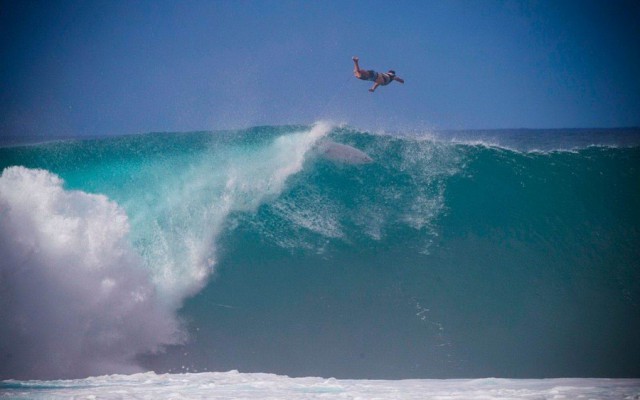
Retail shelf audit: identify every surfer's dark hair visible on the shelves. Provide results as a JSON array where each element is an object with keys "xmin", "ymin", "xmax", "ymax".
[{"xmin": 388, "ymin": 70, "xmax": 396, "ymax": 75}]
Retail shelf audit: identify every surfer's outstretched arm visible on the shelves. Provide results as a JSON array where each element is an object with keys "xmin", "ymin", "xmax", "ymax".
[{"xmin": 393, "ymin": 76, "xmax": 405, "ymax": 84}]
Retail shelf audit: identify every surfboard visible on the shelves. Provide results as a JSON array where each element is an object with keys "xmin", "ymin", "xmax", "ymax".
[{"xmin": 315, "ymin": 141, "xmax": 373, "ymax": 164}]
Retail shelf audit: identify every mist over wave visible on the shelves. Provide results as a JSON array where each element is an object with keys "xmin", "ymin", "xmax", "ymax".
[{"xmin": 1, "ymin": 123, "xmax": 639, "ymax": 380}]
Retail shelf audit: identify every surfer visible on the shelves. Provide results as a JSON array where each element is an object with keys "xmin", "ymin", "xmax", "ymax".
[{"xmin": 352, "ymin": 56, "xmax": 404, "ymax": 92}]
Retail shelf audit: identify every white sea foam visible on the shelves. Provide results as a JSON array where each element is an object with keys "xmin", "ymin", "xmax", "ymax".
[
  {"xmin": 2, "ymin": 371, "xmax": 638, "ymax": 399},
  {"xmin": 0, "ymin": 167, "xmax": 182, "ymax": 379}
]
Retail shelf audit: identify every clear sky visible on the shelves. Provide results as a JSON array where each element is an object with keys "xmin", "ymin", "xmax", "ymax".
[{"xmin": 1, "ymin": 0, "xmax": 639, "ymax": 139}]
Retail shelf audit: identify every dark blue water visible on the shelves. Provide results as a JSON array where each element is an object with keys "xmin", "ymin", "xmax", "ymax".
[{"xmin": 1, "ymin": 124, "xmax": 639, "ymax": 380}]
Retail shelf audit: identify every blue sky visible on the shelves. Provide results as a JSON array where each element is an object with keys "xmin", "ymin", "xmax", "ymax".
[{"xmin": 1, "ymin": 0, "xmax": 639, "ymax": 139}]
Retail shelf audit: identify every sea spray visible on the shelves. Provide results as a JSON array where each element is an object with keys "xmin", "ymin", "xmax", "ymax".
[
  {"xmin": 0, "ymin": 123, "xmax": 333, "ymax": 379},
  {"xmin": 135, "ymin": 122, "xmax": 333, "ymax": 303},
  {"xmin": 0, "ymin": 167, "xmax": 181, "ymax": 379}
]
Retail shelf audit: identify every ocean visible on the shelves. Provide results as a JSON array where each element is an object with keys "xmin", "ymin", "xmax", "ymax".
[{"xmin": 1, "ymin": 123, "xmax": 639, "ymax": 398}]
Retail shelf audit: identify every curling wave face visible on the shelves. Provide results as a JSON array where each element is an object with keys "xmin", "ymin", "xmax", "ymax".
[{"xmin": 1, "ymin": 124, "xmax": 639, "ymax": 379}]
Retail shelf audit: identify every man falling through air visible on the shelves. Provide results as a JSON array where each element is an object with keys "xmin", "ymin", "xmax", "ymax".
[{"xmin": 352, "ymin": 56, "xmax": 404, "ymax": 92}]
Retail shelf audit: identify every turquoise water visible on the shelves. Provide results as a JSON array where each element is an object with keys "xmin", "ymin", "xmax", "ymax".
[{"xmin": 1, "ymin": 124, "xmax": 639, "ymax": 380}]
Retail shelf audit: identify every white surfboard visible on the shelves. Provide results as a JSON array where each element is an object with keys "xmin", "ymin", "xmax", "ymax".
[{"xmin": 315, "ymin": 141, "xmax": 373, "ymax": 164}]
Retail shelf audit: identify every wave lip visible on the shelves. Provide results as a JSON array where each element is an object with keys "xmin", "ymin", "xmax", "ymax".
[
  {"xmin": 137, "ymin": 122, "xmax": 334, "ymax": 303},
  {"xmin": 429, "ymin": 127, "xmax": 640, "ymax": 152},
  {"xmin": 0, "ymin": 123, "xmax": 335, "ymax": 380}
]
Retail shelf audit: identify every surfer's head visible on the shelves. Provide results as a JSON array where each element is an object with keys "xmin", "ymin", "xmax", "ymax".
[{"xmin": 387, "ymin": 70, "xmax": 396, "ymax": 77}]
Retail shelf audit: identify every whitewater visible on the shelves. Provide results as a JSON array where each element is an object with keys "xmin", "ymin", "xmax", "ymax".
[{"xmin": 1, "ymin": 123, "xmax": 639, "ymax": 398}]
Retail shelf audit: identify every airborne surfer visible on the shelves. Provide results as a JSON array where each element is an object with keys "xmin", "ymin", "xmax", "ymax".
[{"xmin": 352, "ymin": 56, "xmax": 404, "ymax": 92}]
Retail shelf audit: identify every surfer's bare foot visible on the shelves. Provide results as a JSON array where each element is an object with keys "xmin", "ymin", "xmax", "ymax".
[{"xmin": 352, "ymin": 56, "xmax": 359, "ymax": 61}]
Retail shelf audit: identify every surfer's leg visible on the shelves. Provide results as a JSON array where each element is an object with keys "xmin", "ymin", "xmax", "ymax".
[{"xmin": 352, "ymin": 56, "xmax": 363, "ymax": 78}]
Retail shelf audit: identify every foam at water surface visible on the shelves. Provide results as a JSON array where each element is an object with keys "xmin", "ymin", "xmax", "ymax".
[
  {"xmin": 2, "ymin": 372, "xmax": 639, "ymax": 399},
  {"xmin": 0, "ymin": 167, "xmax": 181, "ymax": 379}
]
